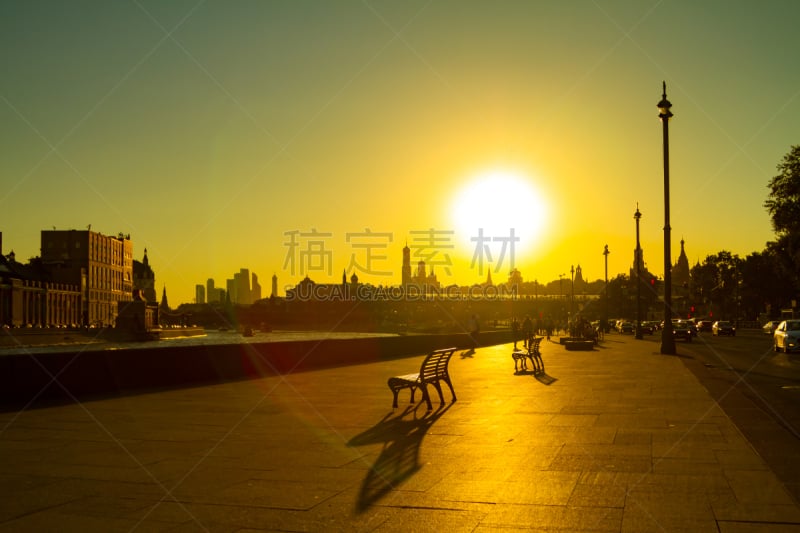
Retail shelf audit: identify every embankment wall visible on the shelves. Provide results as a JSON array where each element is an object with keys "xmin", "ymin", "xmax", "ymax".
[{"xmin": 0, "ymin": 331, "xmax": 511, "ymax": 404}]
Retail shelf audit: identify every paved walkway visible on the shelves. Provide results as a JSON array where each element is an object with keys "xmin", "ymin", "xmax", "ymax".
[{"xmin": 1, "ymin": 336, "xmax": 799, "ymax": 532}]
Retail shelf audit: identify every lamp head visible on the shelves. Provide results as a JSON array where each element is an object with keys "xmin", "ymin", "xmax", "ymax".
[{"xmin": 657, "ymin": 81, "xmax": 673, "ymax": 119}]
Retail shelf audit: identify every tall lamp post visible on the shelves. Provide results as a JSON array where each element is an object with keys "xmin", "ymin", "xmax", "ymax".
[
  {"xmin": 634, "ymin": 205, "xmax": 643, "ymax": 339},
  {"xmin": 570, "ymin": 265, "xmax": 575, "ymax": 325},
  {"xmin": 658, "ymin": 82, "xmax": 676, "ymax": 355},
  {"xmin": 603, "ymin": 245, "xmax": 610, "ymax": 333}
]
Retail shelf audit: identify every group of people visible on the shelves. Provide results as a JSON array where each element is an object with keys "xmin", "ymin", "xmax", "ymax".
[
  {"xmin": 511, "ymin": 315, "xmax": 560, "ymax": 348},
  {"xmin": 511, "ymin": 314, "xmax": 598, "ymax": 348}
]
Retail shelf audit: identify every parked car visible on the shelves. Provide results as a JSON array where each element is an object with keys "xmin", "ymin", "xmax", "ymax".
[
  {"xmin": 712, "ymin": 320, "xmax": 736, "ymax": 336},
  {"xmin": 672, "ymin": 320, "xmax": 693, "ymax": 342},
  {"xmin": 696, "ymin": 320, "xmax": 714, "ymax": 332},
  {"xmin": 640, "ymin": 321, "xmax": 657, "ymax": 334},
  {"xmin": 763, "ymin": 320, "xmax": 781, "ymax": 335},
  {"xmin": 618, "ymin": 321, "xmax": 634, "ymax": 334},
  {"xmin": 774, "ymin": 320, "xmax": 800, "ymax": 353}
]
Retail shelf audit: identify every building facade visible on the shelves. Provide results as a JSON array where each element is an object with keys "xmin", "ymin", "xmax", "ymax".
[
  {"xmin": 40, "ymin": 230, "xmax": 133, "ymax": 326},
  {"xmin": 1, "ymin": 237, "xmax": 82, "ymax": 327}
]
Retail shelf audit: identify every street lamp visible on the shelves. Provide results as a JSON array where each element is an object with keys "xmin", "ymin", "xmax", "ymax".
[
  {"xmin": 658, "ymin": 82, "xmax": 676, "ymax": 355},
  {"xmin": 570, "ymin": 265, "xmax": 575, "ymax": 324},
  {"xmin": 603, "ymin": 245, "xmax": 610, "ymax": 333},
  {"xmin": 634, "ymin": 205, "xmax": 643, "ymax": 339}
]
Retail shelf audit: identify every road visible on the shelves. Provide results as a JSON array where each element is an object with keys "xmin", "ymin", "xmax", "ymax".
[{"xmin": 624, "ymin": 328, "xmax": 800, "ymax": 502}]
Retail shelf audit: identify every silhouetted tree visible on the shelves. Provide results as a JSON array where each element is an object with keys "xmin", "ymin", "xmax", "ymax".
[
  {"xmin": 765, "ymin": 145, "xmax": 800, "ymax": 237},
  {"xmin": 740, "ymin": 251, "xmax": 785, "ymax": 320},
  {"xmin": 763, "ymin": 145, "xmax": 800, "ymax": 303},
  {"xmin": 690, "ymin": 252, "xmax": 742, "ymax": 319}
]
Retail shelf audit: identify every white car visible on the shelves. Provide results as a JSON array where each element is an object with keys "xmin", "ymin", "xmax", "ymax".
[{"xmin": 773, "ymin": 320, "xmax": 800, "ymax": 353}]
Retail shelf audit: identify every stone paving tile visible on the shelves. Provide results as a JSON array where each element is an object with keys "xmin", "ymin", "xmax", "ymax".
[
  {"xmin": 718, "ymin": 524, "xmax": 800, "ymax": 533},
  {"xmin": 479, "ymin": 504, "xmax": 623, "ymax": 531},
  {"xmin": 1, "ymin": 337, "xmax": 799, "ymax": 530},
  {"xmin": 725, "ymin": 469, "xmax": 798, "ymax": 505}
]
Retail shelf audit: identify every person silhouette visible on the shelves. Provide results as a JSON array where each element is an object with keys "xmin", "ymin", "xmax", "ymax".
[{"xmin": 468, "ymin": 314, "xmax": 480, "ymax": 351}]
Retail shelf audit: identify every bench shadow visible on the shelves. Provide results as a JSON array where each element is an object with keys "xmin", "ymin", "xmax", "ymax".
[
  {"xmin": 534, "ymin": 372, "xmax": 558, "ymax": 385},
  {"xmin": 348, "ymin": 403, "xmax": 451, "ymax": 513},
  {"xmin": 515, "ymin": 368, "xmax": 558, "ymax": 385}
]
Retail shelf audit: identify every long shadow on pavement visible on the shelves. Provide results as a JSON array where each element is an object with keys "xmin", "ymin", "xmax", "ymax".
[{"xmin": 348, "ymin": 403, "xmax": 451, "ymax": 512}]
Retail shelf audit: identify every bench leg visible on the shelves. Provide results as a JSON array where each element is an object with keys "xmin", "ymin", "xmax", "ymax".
[
  {"xmin": 443, "ymin": 378, "xmax": 457, "ymax": 403},
  {"xmin": 419, "ymin": 383, "xmax": 433, "ymax": 411},
  {"xmin": 388, "ymin": 379, "xmax": 418, "ymax": 408},
  {"xmin": 431, "ymin": 381, "xmax": 445, "ymax": 406}
]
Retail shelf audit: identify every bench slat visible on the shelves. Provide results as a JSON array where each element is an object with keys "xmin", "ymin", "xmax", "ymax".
[{"xmin": 388, "ymin": 347, "xmax": 457, "ymax": 410}]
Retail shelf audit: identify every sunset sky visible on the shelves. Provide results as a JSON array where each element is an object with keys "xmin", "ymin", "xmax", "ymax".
[{"xmin": 2, "ymin": 1, "xmax": 798, "ymax": 305}]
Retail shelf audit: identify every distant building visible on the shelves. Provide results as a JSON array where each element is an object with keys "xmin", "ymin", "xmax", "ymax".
[
  {"xmin": 271, "ymin": 273, "xmax": 278, "ymax": 298},
  {"xmin": 40, "ymin": 229, "xmax": 133, "ymax": 327},
  {"xmin": 159, "ymin": 286, "xmax": 170, "ymax": 312},
  {"xmin": 234, "ymin": 268, "xmax": 251, "ymax": 304},
  {"xmin": 672, "ymin": 239, "xmax": 692, "ymax": 314},
  {"xmin": 285, "ymin": 273, "xmax": 355, "ymax": 302},
  {"xmin": 132, "ymin": 248, "xmax": 157, "ymax": 304},
  {"xmin": 629, "ymin": 248, "xmax": 656, "ymax": 283},
  {"xmin": 195, "ymin": 284, "xmax": 205, "ymax": 304},
  {"xmin": 251, "ymin": 272, "xmax": 261, "ymax": 302},
  {"xmin": 573, "ymin": 265, "xmax": 586, "ymax": 294},
  {"xmin": 672, "ymin": 239, "xmax": 691, "ymax": 287},
  {"xmin": 206, "ymin": 278, "xmax": 217, "ymax": 303},
  {"xmin": 401, "ymin": 244, "xmax": 412, "ymax": 287},
  {"xmin": 0, "ymin": 244, "xmax": 82, "ymax": 327}
]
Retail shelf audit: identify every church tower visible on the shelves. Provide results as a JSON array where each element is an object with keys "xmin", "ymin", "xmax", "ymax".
[
  {"xmin": 401, "ymin": 243, "xmax": 411, "ymax": 287},
  {"xmin": 133, "ymin": 248, "xmax": 157, "ymax": 303},
  {"xmin": 672, "ymin": 238, "xmax": 690, "ymax": 287}
]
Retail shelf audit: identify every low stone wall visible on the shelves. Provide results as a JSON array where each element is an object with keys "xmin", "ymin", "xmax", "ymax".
[{"xmin": 0, "ymin": 330, "xmax": 511, "ymax": 404}]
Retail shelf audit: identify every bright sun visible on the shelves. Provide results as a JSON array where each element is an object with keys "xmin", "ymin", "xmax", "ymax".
[{"xmin": 450, "ymin": 169, "xmax": 548, "ymax": 257}]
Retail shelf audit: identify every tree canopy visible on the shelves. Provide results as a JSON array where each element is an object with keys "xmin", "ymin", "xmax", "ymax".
[{"xmin": 765, "ymin": 145, "xmax": 800, "ymax": 236}]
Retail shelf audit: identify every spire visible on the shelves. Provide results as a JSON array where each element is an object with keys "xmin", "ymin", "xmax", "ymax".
[
  {"xmin": 160, "ymin": 285, "xmax": 169, "ymax": 310},
  {"xmin": 143, "ymin": 248, "xmax": 149, "ymax": 267}
]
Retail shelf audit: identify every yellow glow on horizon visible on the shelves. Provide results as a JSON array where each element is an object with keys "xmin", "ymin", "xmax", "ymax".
[{"xmin": 450, "ymin": 169, "xmax": 549, "ymax": 261}]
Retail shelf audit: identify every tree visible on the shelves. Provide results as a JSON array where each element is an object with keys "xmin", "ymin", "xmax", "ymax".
[
  {"xmin": 740, "ymin": 251, "xmax": 785, "ymax": 320},
  {"xmin": 765, "ymin": 145, "xmax": 800, "ymax": 236},
  {"xmin": 690, "ymin": 252, "xmax": 742, "ymax": 319},
  {"xmin": 764, "ymin": 145, "xmax": 800, "ymax": 299}
]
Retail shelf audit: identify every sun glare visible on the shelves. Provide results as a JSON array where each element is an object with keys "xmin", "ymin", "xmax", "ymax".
[{"xmin": 450, "ymin": 170, "xmax": 548, "ymax": 258}]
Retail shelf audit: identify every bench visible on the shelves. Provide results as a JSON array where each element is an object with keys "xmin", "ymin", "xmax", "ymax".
[
  {"xmin": 512, "ymin": 336, "xmax": 544, "ymax": 373},
  {"xmin": 388, "ymin": 347, "xmax": 458, "ymax": 410}
]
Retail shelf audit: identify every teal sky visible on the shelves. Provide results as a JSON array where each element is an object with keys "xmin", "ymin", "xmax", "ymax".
[{"xmin": 2, "ymin": 1, "xmax": 798, "ymax": 305}]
